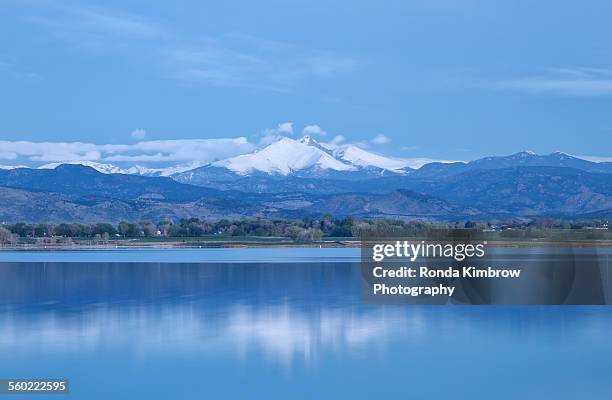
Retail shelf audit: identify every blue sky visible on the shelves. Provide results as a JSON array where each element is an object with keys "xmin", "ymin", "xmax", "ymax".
[{"xmin": 1, "ymin": 0, "xmax": 612, "ymax": 165}]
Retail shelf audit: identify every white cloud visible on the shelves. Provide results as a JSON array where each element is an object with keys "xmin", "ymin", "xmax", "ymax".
[
  {"xmin": 370, "ymin": 134, "xmax": 390, "ymax": 145},
  {"xmin": 0, "ymin": 138, "xmax": 254, "ymax": 165},
  {"xmin": 0, "ymin": 141, "xmax": 105, "ymax": 162},
  {"xmin": 259, "ymin": 122, "xmax": 294, "ymax": 146},
  {"xmin": 321, "ymin": 135, "xmax": 346, "ymax": 150},
  {"xmin": 329, "ymin": 135, "xmax": 345, "ymax": 145},
  {"xmin": 106, "ymin": 138, "xmax": 255, "ymax": 163},
  {"xmin": 0, "ymin": 152, "xmax": 18, "ymax": 160},
  {"xmin": 302, "ymin": 125, "xmax": 327, "ymax": 137},
  {"xmin": 575, "ymin": 155, "xmax": 612, "ymax": 163},
  {"xmin": 104, "ymin": 153, "xmax": 166, "ymax": 162},
  {"xmin": 494, "ymin": 67, "xmax": 612, "ymax": 96},
  {"xmin": 276, "ymin": 122, "xmax": 293, "ymax": 135},
  {"xmin": 325, "ymin": 135, "xmax": 346, "ymax": 147},
  {"xmin": 130, "ymin": 129, "xmax": 146, "ymax": 139}
]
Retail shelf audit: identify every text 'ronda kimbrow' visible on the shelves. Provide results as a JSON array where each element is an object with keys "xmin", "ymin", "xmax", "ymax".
[{"xmin": 363, "ymin": 240, "xmax": 522, "ymax": 300}]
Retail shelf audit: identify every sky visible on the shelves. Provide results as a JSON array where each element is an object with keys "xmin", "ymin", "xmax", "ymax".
[{"xmin": 1, "ymin": 0, "xmax": 612, "ymax": 167}]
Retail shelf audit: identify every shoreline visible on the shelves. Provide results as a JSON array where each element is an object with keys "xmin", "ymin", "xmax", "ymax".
[{"xmin": 2, "ymin": 238, "xmax": 612, "ymax": 250}]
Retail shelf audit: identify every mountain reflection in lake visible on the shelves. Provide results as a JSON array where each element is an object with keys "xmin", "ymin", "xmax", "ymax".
[{"xmin": 1, "ymin": 260, "xmax": 612, "ymax": 399}]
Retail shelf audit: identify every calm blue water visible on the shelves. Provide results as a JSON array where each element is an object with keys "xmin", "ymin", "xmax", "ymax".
[
  {"xmin": 1, "ymin": 249, "xmax": 611, "ymax": 399},
  {"xmin": 0, "ymin": 248, "xmax": 360, "ymax": 263}
]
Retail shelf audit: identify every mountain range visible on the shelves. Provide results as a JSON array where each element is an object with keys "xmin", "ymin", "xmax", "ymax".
[{"xmin": 1, "ymin": 136, "xmax": 611, "ymax": 223}]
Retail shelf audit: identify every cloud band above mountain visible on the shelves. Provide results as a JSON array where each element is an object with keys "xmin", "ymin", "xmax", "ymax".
[{"xmin": 0, "ymin": 138, "xmax": 255, "ymax": 165}]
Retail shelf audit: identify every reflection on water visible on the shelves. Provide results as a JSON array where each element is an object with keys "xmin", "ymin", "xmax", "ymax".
[
  {"xmin": 0, "ymin": 303, "xmax": 414, "ymax": 365},
  {"xmin": 1, "ymin": 260, "xmax": 612, "ymax": 399}
]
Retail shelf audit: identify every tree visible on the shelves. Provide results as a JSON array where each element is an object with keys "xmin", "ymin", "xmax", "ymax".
[
  {"xmin": 296, "ymin": 228, "xmax": 323, "ymax": 242},
  {"xmin": 286, "ymin": 226, "xmax": 304, "ymax": 240},
  {"xmin": 351, "ymin": 222, "xmax": 371, "ymax": 238},
  {"xmin": 464, "ymin": 221, "xmax": 476, "ymax": 229},
  {"xmin": 158, "ymin": 221, "xmax": 173, "ymax": 236},
  {"xmin": 141, "ymin": 222, "xmax": 158, "ymax": 237},
  {"xmin": 329, "ymin": 217, "xmax": 354, "ymax": 237},
  {"xmin": 93, "ymin": 223, "xmax": 117, "ymax": 236},
  {"xmin": 0, "ymin": 227, "xmax": 16, "ymax": 245},
  {"xmin": 54, "ymin": 223, "xmax": 73, "ymax": 237},
  {"xmin": 10, "ymin": 223, "xmax": 30, "ymax": 237},
  {"xmin": 310, "ymin": 228, "xmax": 323, "ymax": 241},
  {"xmin": 118, "ymin": 221, "xmax": 140, "ymax": 237}
]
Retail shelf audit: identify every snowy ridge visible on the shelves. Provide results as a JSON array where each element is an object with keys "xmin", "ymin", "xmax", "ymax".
[
  {"xmin": 331, "ymin": 144, "xmax": 412, "ymax": 172},
  {"xmin": 213, "ymin": 137, "xmax": 356, "ymax": 175},
  {"xmin": 5, "ymin": 141, "xmax": 608, "ymax": 179},
  {"xmin": 0, "ymin": 164, "xmax": 30, "ymax": 170},
  {"xmin": 125, "ymin": 162, "xmax": 207, "ymax": 177},
  {"xmin": 36, "ymin": 161, "xmax": 204, "ymax": 177},
  {"xmin": 38, "ymin": 161, "xmax": 132, "ymax": 174}
]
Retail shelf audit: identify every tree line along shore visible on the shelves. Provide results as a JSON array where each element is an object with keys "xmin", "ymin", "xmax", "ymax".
[{"xmin": 0, "ymin": 217, "xmax": 610, "ymax": 247}]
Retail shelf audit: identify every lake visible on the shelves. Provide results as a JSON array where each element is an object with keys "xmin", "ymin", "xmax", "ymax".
[{"xmin": 1, "ymin": 249, "xmax": 611, "ymax": 399}]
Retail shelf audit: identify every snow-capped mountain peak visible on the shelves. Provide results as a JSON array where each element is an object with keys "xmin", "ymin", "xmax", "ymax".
[
  {"xmin": 208, "ymin": 136, "xmax": 429, "ymax": 176},
  {"xmin": 551, "ymin": 150, "xmax": 572, "ymax": 158},
  {"xmin": 299, "ymin": 135, "xmax": 335, "ymax": 155},
  {"xmin": 213, "ymin": 137, "xmax": 355, "ymax": 175},
  {"xmin": 300, "ymin": 135, "xmax": 313, "ymax": 145}
]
